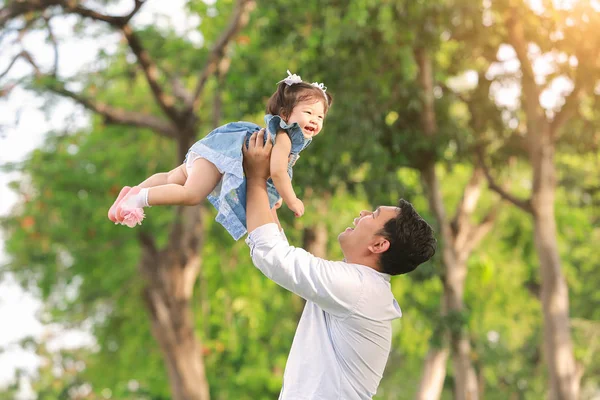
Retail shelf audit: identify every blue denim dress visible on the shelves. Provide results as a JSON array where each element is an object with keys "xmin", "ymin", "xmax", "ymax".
[{"xmin": 186, "ymin": 114, "xmax": 312, "ymax": 240}]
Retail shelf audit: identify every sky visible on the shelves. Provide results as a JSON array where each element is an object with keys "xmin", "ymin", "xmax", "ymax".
[{"xmin": 0, "ymin": 0, "xmax": 579, "ymax": 397}]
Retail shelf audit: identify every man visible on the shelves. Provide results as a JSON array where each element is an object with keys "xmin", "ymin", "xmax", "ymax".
[{"xmin": 243, "ymin": 129, "xmax": 437, "ymax": 399}]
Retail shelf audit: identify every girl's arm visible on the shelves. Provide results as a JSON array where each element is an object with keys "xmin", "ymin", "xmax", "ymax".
[{"xmin": 270, "ymin": 132, "xmax": 297, "ymax": 204}]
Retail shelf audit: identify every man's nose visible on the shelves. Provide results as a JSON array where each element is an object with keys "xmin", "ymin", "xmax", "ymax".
[{"xmin": 359, "ymin": 210, "xmax": 371, "ymax": 217}]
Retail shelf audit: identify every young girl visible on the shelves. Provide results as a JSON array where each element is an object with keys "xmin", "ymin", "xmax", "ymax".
[{"xmin": 107, "ymin": 70, "xmax": 333, "ymax": 240}]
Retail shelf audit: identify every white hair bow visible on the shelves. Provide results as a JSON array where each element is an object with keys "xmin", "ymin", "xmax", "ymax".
[
  {"xmin": 278, "ymin": 70, "xmax": 328, "ymax": 98},
  {"xmin": 279, "ymin": 70, "xmax": 303, "ymax": 86},
  {"xmin": 311, "ymin": 82, "xmax": 327, "ymax": 95}
]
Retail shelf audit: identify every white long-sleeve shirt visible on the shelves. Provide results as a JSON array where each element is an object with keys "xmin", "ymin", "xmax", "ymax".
[{"xmin": 245, "ymin": 223, "xmax": 403, "ymax": 400}]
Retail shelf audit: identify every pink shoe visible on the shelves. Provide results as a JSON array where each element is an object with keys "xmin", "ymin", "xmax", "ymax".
[
  {"xmin": 121, "ymin": 208, "xmax": 145, "ymax": 228},
  {"xmin": 115, "ymin": 186, "xmax": 145, "ymax": 227},
  {"xmin": 108, "ymin": 186, "xmax": 131, "ymax": 223}
]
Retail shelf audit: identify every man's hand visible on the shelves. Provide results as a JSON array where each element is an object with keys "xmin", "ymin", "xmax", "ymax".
[{"xmin": 243, "ymin": 128, "xmax": 273, "ymax": 181}]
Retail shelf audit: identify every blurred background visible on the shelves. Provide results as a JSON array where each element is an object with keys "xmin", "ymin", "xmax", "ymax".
[{"xmin": 0, "ymin": 0, "xmax": 598, "ymax": 399}]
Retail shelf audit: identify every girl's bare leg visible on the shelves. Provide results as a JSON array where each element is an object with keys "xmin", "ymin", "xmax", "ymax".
[
  {"xmin": 138, "ymin": 164, "xmax": 188, "ymax": 188},
  {"xmin": 147, "ymin": 159, "xmax": 222, "ymax": 206}
]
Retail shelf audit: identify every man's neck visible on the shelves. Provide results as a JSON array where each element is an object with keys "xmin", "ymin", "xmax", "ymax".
[{"xmin": 344, "ymin": 256, "xmax": 382, "ymax": 272}]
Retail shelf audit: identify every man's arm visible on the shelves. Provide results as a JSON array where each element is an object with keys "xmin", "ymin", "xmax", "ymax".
[
  {"xmin": 243, "ymin": 130, "xmax": 363, "ymax": 317},
  {"xmin": 246, "ymin": 227, "xmax": 363, "ymax": 317},
  {"xmin": 243, "ymin": 129, "xmax": 276, "ymax": 233}
]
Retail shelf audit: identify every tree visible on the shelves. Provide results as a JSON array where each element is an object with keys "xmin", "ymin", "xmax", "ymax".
[
  {"xmin": 0, "ymin": 1, "xmax": 255, "ymax": 398},
  {"xmin": 469, "ymin": 2, "xmax": 600, "ymax": 398}
]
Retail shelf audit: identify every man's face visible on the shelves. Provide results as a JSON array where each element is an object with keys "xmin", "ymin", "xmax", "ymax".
[
  {"xmin": 338, "ymin": 206, "xmax": 400, "ymax": 259},
  {"xmin": 286, "ymin": 99, "xmax": 326, "ymax": 138}
]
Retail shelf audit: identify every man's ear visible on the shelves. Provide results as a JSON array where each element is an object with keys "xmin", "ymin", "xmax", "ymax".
[{"xmin": 368, "ymin": 236, "xmax": 390, "ymax": 254}]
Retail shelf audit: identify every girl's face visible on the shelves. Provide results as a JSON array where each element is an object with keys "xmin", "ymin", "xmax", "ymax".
[{"xmin": 285, "ymin": 98, "xmax": 326, "ymax": 138}]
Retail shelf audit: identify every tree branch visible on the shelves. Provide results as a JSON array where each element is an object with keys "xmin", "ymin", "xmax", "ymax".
[
  {"xmin": 169, "ymin": 73, "xmax": 194, "ymax": 107},
  {"xmin": 0, "ymin": 0, "xmax": 117, "ymax": 28},
  {"xmin": 5, "ymin": 1, "xmax": 181, "ymax": 126},
  {"xmin": 15, "ymin": 49, "xmax": 174, "ymax": 137},
  {"xmin": 452, "ymin": 167, "xmax": 484, "ymax": 232},
  {"xmin": 191, "ymin": 0, "xmax": 255, "ymax": 110},
  {"xmin": 121, "ymin": 25, "xmax": 181, "ymax": 123},
  {"xmin": 51, "ymin": 83, "xmax": 177, "ymax": 138},
  {"xmin": 0, "ymin": 51, "xmax": 27, "ymax": 80},
  {"xmin": 73, "ymin": 0, "xmax": 183, "ymax": 125},
  {"xmin": 452, "ymin": 167, "xmax": 484, "ymax": 251},
  {"xmin": 0, "ymin": 0, "xmax": 62, "ymax": 29},
  {"xmin": 477, "ymin": 146, "xmax": 533, "ymax": 214},
  {"xmin": 67, "ymin": 4, "xmax": 124, "ymax": 24},
  {"xmin": 506, "ymin": 6, "xmax": 543, "ymax": 126},
  {"xmin": 0, "ymin": 0, "xmax": 146, "ymax": 29},
  {"xmin": 62, "ymin": 2, "xmax": 183, "ymax": 125},
  {"xmin": 0, "ymin": 81, "xmax": 19, "ymax": 98},
  {"xmin": 42, "ymin": 13, "xmax": 59, "ymax": 76},
  {"xmin": 461, "ymin": 207, "xmax": 499, "ymax": 258},
  {"xmin": 121, "ymin": 0, "xmax": 145, "ymax": 25},
  {"xmin": 64, "ymin": 1, "xmax": 146, "ymax": 27}
]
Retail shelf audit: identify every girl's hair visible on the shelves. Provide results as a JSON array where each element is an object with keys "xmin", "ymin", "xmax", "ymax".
[{"xmin": 266, "ymin": 82, "xmax": 333, "ymax": 119}]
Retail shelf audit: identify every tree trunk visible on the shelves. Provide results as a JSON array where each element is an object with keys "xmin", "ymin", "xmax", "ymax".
[
  {"xmin": 303, "ymin": 222, "xmax": 328, "ymax": 258},
  {"xmin": 415, "ymin": 333, "xmax": 449, "ymax": 400},
  {"xmin": 504, "ymin": 11, "xmax": 582, "ymax": 397},
  {"xmin": 531, "ymin": 130, "xmax": 581, "ymax": 400},
  {"xmin": 139, "ymin": 205, "xmax": 209, "ymax": 400},
  {"xmin": 420, "ymin": 164, "xmax": 479, "ymax": 400},
  {"xmin": 301, "ymin": 191, "xmax": 329, "ymax": 258},
  {"xmin": 295, "ymin": 199, "xmax": 329, "ymax": 316},
  {"xmin": 415, "ymin": 48, "xmax": 480, "ymax": 400},
  {"xmin": 415, "ymin": 167, "xmax": 450, "ymax": 400},
  {"xmin": 535, "ymin": 210, "xmax": 580, "ymax": 400},
  {"xmin": 447, "ymin": 260, "xmax": 478, "ymax": 400}
]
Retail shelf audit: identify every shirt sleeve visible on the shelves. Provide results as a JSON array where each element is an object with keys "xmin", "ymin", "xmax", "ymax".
[{"xmin": 245, "ymin": 224, "xmax": 364, "ymax": 318}]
